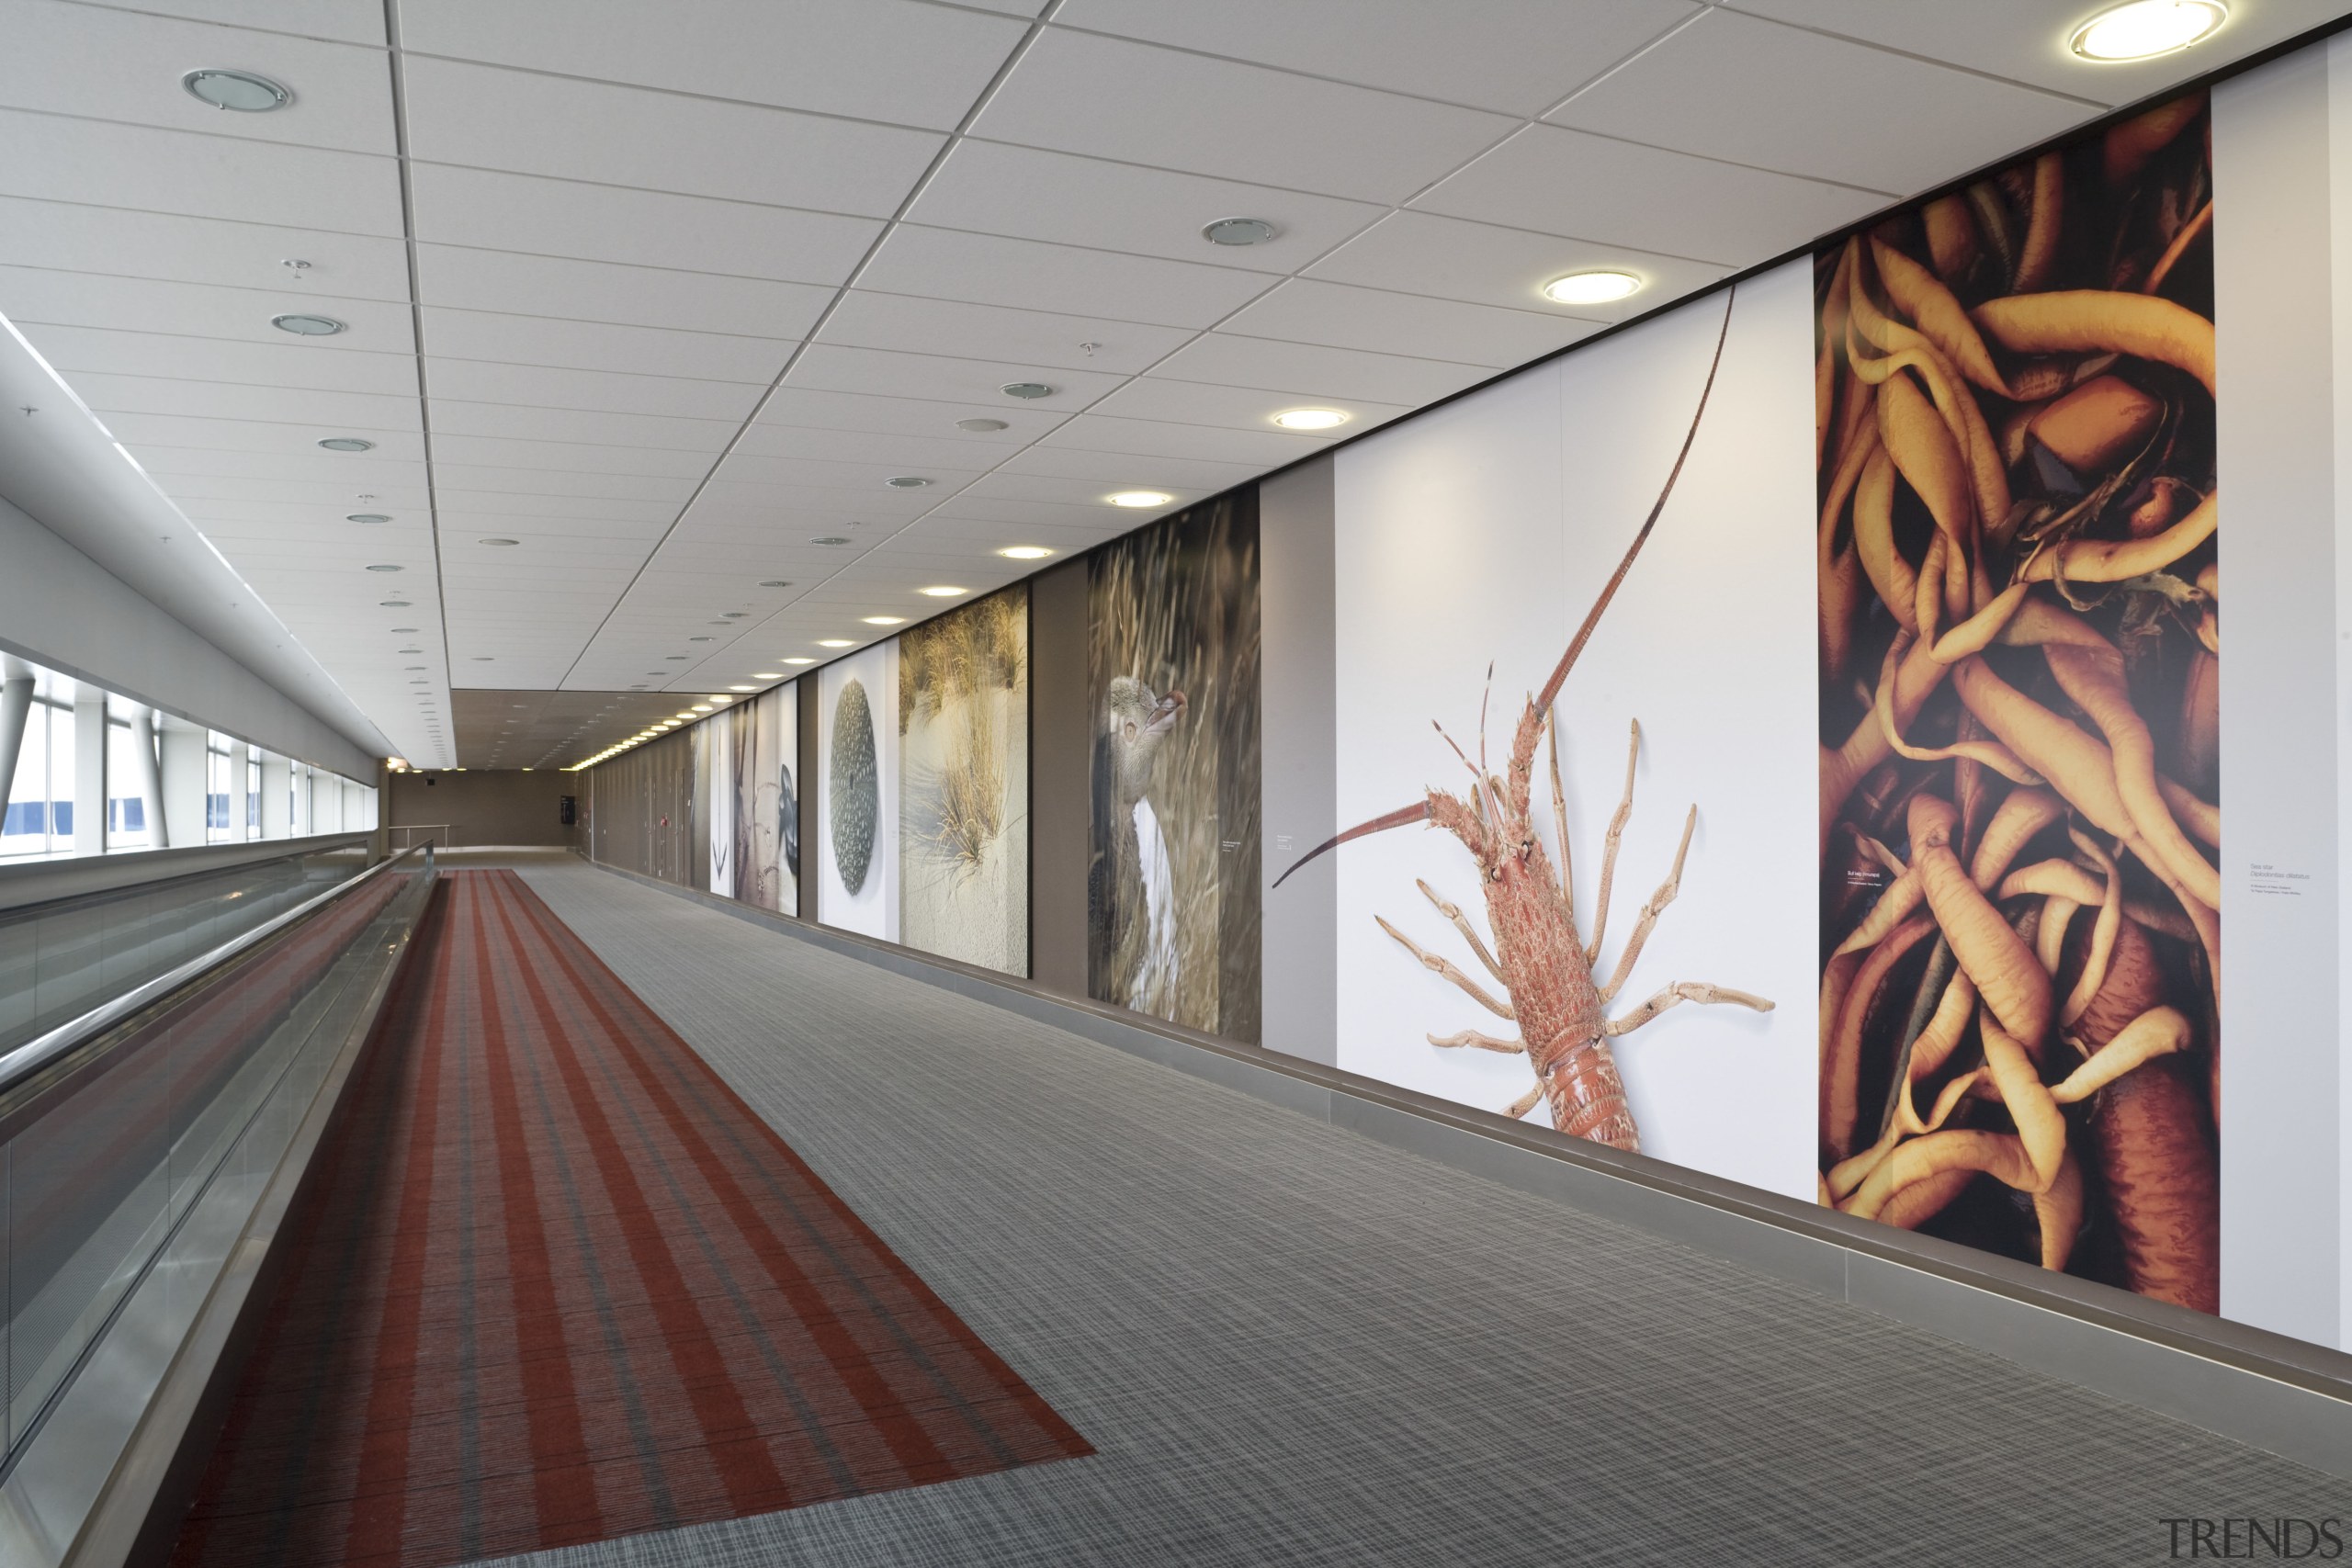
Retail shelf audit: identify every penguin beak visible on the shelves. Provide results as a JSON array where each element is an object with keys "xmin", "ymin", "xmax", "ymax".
[{"xmin": 1146, "ymin": 690, "xmax": 1186, "ymax": 734}]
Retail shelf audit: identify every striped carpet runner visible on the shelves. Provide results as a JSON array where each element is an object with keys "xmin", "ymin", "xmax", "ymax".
[{"xmin": 171, "ymin": 871, "xmax": 1089, "ymax": 1568}]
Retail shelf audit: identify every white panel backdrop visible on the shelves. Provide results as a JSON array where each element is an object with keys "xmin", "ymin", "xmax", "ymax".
[
  {"xmin": 1330, "ymin": 257, "xmax": 1817, "ymax": 1201},
  {"xmin": 817, "ymin": 641, "xmax": 899, "ymax": 941}
]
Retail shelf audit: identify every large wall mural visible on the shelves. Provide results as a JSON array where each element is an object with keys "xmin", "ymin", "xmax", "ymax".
[
  {"xmin": 728, "ymin": 682, "xmax": 797, "ymax": 916},
  {"xmin": 819, "ymin": 643, "xmax": 899, "ymax": 942},
  {"xmin": 1089, "ymin": 495, "xmax": 1261, "ymax": 1043},
  {"xmin": 899, "ymin": 589, "xmax": 1029, "ymax": 976}
]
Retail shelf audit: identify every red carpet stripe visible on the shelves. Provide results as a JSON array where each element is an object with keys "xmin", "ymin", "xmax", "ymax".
[{"xmin": 170, "ymin": 871, "xmax": 1089, "ymax": 1568}]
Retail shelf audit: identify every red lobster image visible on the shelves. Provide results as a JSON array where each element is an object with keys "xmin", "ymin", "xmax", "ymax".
[{"xmin": 1276, "ymin": 289, "xmax": 1771, "ymax": 1153}]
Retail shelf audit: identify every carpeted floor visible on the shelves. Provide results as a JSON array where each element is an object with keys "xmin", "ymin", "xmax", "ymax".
[
  {"xmin": 464, "ymin": 855, "xmax": 2350, "ymax": 1568},
  {"xmin": 167, "ymin": 871, "xmax": 1089, "ymax": 1568}
]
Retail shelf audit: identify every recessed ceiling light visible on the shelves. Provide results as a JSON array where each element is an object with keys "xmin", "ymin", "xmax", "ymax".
[
  {"xmin": 689, "ymin": 635, "xmax": 715, "ymax": 642},
  {"xmin": 182, "ymin": 68, "xmax": 290, "ymax": 112},
  {"xmin": 479, "ymin": 537, "xmax": 519, "ymax": 547},
  {"xmin": 721, "ymin": 611, "xmax": 749, "ymax": 618},
  {"xmin": 391, "ymin": 627, "xmax": 419, "ymax": 634},
  {"xmin": 379, "ymin": 600, "xmax": 411, "ymax": 607},
  {"xmin": 752, "ymin": 671, "xmax": 784, "ymax": 679},
  {"xmin": 1202, "ymin": 216, "xmax": 1277, "ymax": 246},
  {"xmin": 1107, "ymin": 491, "xmax": 1173, "ymax": 508},
  {"xmin": 918, "ymin": 585, "xmax": 967, "ymax": 597},
  {"xmin": 665, "ymin": 655, "xmax": 688, "ymax": 660},
  {"xmin": 956, "ymin": 417, "xmax": 1009, "ymax": 433},
  {"xmin": 1000, "ymin": 381, "xmax": 1055, "ymax": 400},
  {"xmin": 862, "ymin": 615, "xmax": 906, "ymax": 626},
  {"xmin": 885, "ymin": 475, "xmax": 933, "ymax": 489},
  {"xmin": 318, "ymin": 437, "xmax": 374, "ymax": 452},
  {"xmin": 1543, "ymin": 270, "xmax": 1642, "ymax": 306},
  {"xmin": 366, "ymin": 563, "xmax": 402, "ymax": 572},
  {"xmin": 272, "ymin": 312, "xmax": 345, "ymax": 336},
  {"xmin": 810, "ymin": 536, "xmax": 851, "ymax": 547},
  {"xmin": 690, "ymin": 704, "xmax": 714, "ymax": 713},
  {"xmin": 817, "ymin": 639, "xmax": 854, "ymax": 649},
  {"xmin": 347, "ymin": 513, "xmax": 391, "ymax": 524},
  {"xmin": 471, "ymin": 656, "xmax": 493, "ymax": 661},
  {"xmin": 759, "ymin": 579, "xmax": 793, "ymax": 587},
  {"xmin": 2070, "ymin": 0, "xmax": 2226, "ymax": 58},
  {"xmin": 999, "ymin": 545, "xmax": 1055, "ymax": 560},
  {"xmin": 1272, "ymin": 408, "xmax": 1349, "ymax": 431}
]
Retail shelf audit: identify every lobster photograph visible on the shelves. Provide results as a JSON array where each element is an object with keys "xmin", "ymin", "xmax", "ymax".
[
  {"xmin": 1291, "ymin": 290, "xmax": 1787, "ymax": 1156},
  {"xmin": 1814, "ymin": 93, "xmax": 2221, "ymax": 1311}
]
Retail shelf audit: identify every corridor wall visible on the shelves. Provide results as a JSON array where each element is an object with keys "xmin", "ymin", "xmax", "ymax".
[{"xmin": 579, "ymin": 29, "xmax": 2352, "ymax": 1360}]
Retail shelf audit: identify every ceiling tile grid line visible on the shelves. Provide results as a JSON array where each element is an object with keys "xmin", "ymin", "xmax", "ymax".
[{"xmin": 6, "ymin": 0, "xmax": 2330, "ymax": 766}]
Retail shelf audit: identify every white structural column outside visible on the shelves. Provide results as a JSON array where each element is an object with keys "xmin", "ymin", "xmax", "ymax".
[
  {"xmin": 127, "ymin": 706, "xmax": 165, "ymax": 851},
  {"xmin": 0, "ymin": 660, "xmax": 32, "ymax": 825},
  {"xmin": 157, "ymin": 716, "xmax": 207, "ymax": 850},
  {"xmin": 72, "ymin": 691, "xmax": 105, "ymax": 856},
  {"xmin": 260, "ymin": 752, "xmax": 290, "ymax": 840},
  {"xmin": 229, "ymin": 742, "xmax": 251, "ymax": 843}
]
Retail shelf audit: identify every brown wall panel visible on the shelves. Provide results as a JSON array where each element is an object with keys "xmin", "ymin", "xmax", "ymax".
[
  {"xmin": 1028, "ymin": 562, "xmax": 1090, "ymax": 998},
  {"xmin": 387, "ymin": 769, "xmax": 577, "ymax": 848}
]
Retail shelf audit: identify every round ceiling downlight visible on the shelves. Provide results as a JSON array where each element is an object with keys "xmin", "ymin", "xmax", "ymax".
[
  {"xmin": 1203, "ymin": 216, "xmax": 1277, "ymax": 247},
  {"xmin": 317, "ymin": 437, "xmax": 374, "ymax": 452},
  {"xmin": 760, "ymin": 580, "xmax": 794, "ymax": 588},
  {"xmin": 885, "ymin": 475, "xmax": 933, "ymax": 489},
  {"xmin": 2070, "ymin": 0, "xmax": 2226, "ymax": 59},
  {"xmin": 182, "ymin": 68, "xmax": 290, "ymax": 112},
  {"xmin": 862, "ymin": 615, "xmax": 906, "ymax": 626},
  {"xmin": 479, "ymin": 537, "xmax": 519, "ymax": 547},
  {"xmin": 918, "ymin": 585, "xmax": 967, "ymax": 597},
  {"xmin": 810, "ymin": 536, "xmax": 851, "ymax": 546},
  {"xmin": 956, "ymin": 417, "xmax": 1009, "ymax": 432},
  {"xmin": 1542, "ymin": 270, "xmax": 1643, "ymax": 306},
  {"xmin": 1272, "ymin": 408, "xmax": 1349, "ymax": 431},
  {"xmin": 1106, "ymin": 490, "xmax": 1173, "ymax": 508},
  {"xmin": 817, "ymin": 639, "xmax": 854, "ymax": 649},
  {"xmin": 366, "ymin": 563, "xmax": 403, "ymax": 572},
  {"xmin": 785, "ymin": 657, "xmax": 816, "ymax": 665},
  {"xmin": 999, "ymin": 545, "xmax": 1054, "ymax": 560},
  {"xmin": 347, "ymin": 513, "xmax": 391, "ymax": 524},
  {"xmin": 1000, "ymin": 381, "xmax": 1055, "ymax": 400},
  {"xmin": 271, "ymin": 312, "xmax": 345, "ymax": 336}
]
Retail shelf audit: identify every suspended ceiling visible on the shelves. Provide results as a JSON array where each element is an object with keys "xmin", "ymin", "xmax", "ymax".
[{"xmin": 2, "ymin": 0, "xmax": 2338, "ymax": 770}]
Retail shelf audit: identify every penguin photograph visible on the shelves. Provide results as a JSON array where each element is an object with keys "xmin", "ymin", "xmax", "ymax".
[
  {"xmin": 732, "ymin": 682, "xmax": 797, "ymax": 917},
  {"xmin": 1088, "ymin": 494, "xmax": 1261, "ymax": 1043},
  {"xmin": 899, "ymin": 590, "xmax": 1029, "ymax": 976}
]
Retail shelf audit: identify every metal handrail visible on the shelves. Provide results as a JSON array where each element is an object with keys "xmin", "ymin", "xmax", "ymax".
[
  {"xmin": 0, "ymin": 840, "xmax": 433, "ymax": 1103},
  {"xmin": 387, "ymin": 822, "xmax": 454, "ymax": 848}
]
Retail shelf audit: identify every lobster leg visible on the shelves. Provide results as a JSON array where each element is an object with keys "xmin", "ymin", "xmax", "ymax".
[
  {"xmin": 1503, "ymin": 1082, "xmax": 1545, "ymax": 1120},
  {"xmin": 1430, "ymin": 1029, "xmax": 1525, "ymax": 1053},
  {"xmin": 1600, "ymin": 806, "xmax": 1697, "ymax": 1002},
  {"xmin": 1584, "ymin": 720, "xmax": 1643, "ymax": 964},
  {"xmin": 1377, "ymin": 915, "xmax": 1516, "ymax": 1019},
  {"xmin": 1417, "ymin": 879, "xmax": 1505, "ymax": 982},
  {"xmin": 1606, "ymin": 980, "xmax": 1774, "ymax": 1036}
]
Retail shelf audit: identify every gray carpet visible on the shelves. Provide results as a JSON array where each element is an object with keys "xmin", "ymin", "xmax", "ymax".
[{"xmin": 469, "ymin": 860, "xmax": 2347, "ymax": 1567}]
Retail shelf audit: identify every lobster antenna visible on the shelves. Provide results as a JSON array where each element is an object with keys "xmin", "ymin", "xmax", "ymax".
[
  {"xmin": 1532, "ymin": 284, "xmax": 1737, "ymax": 717},
  {"xmin": 1271, "ymin": 800, "xmax": 1430, "ymax": 888}
]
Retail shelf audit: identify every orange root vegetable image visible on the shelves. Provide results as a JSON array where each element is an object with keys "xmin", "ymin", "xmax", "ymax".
[
  {"xmin": 1277, "ymin": 292, "xmax": 1772, "ymax": 1153},
  {"xmin": 1815, "ymin": 93, "xmax": 2219, "ymax": 1307}
]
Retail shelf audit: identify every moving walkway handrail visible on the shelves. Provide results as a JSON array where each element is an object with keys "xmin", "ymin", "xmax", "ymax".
[{"xmin": 0, "ymin": 840, "xmax": 432, "ymax": 1106}]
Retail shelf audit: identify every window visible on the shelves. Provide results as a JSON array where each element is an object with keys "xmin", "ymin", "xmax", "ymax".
[
  {"xmin": 2, "ymin": 696, "xmax": 69, "ymax": 858},
  {"xmin": 106, "ymin": 705, "xmax": 153, "ymax": 849},
  {"xmin": 247, "ymin": 753, "xmax": 261, "ymax": 835},
  {"xmin": 207, "ymin": 734, "xmax": 232, "ymax": 842}
]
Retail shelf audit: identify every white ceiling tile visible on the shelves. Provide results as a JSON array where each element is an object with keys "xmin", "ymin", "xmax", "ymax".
[
  {"xmin": 106, "ymin": 0, "xmax": 386, "ymax": 45},
  {"xmin": 1724, "ymin": 0, "xmax": 2352, "ymax": 105},
  {"xmin": 690, "ymin": 477, "xmax": 940, "ymax": 522},
  {"xmin": 173, "ymin": 473, "xmax": 427, "ymax": 504},
  {"xmin": 927, "ymin": 491, "xmax": 1159, "ymax": 529},
  {"xmin": 399, "ymin": 0, "xmax": 1029, "ymax": 130},
  {"xmin": 420, "ymin": 308, "xmax": 793, "ymax": 383},
  {"xmin": 752, "ymin": 386, "xmax": 1073, "ymax": 443},
  {"xmin": 1, "ymin": 2, "xmax": 395, "ymax": 152},
  {"xmin": 0, "ymin": 268, "xmax": 419, "ymax": 353},
  {"xmin": 1054, "ymin": 0, "xmax": 1697, "ymax": 116},
  {"xmin": 731, "ymin": 423, "xmax": 1032, "ymax": 469},
  {"xmin": 180, "ymin": 497, "xmax": 425, "ymax": 527},
  {"xmin": 959, "ymin": 471, "xmax": 1203, "ymax": 511},
  {"xmin": 1089, "ymin": 378, "xmax": 1407, "ymax": 437},
  {"xmin": 707, "ymin": 453, "xmax": 989, "ymax": 493},
  {"xmin": 426, "ymin": 398, "xmax": 736, "ymax": 452},
  {"xmin": 413, "ymin": 245, "xmax": 832, "ymax": 337},
  {"xmin": 1146, "ymin": 333, "xmax": 1487, "ymax": 406},
  {"xmin": 401, "ymin": 57, "xmax": 943, "ymax": 217},
  {"xmin": 904, "ymin": 140, "xmax": 1385, "ymax": 273},
  {"xmin": 854, "ymin": 226, "xmax": 1272, "ymax": 330},
  {"xmin": 430, "ymin": 464, "xmax": 693, "ymax": 503},
  {"xmin": 0, "ymin": 197, "xmax": 411, "ymax": 299},
  {"xmin": 426, "ymin": 434, "xmax": 717, "ymax": 479},
  {"xmin": 968, "ymin": 29, "xmax": 1517, "ymax": 204},
  {"xmin": 22, "ymin": 323, "xmax": 419, "ymax": 397},
  {"xmin": 0, "ymin": 108, "xmax": 402, "ymax": 234},
  {"xmin": 437, "ymin": 509, "xmax": 672, "ymax": 538},
  {"xmin": 433, "ymin": 489, "xmax": 680, "ymax": 523},
  {"xmin": 67, "ymin": 371, "xmax": 420, "ymax": 430},
  {"xmin": 425, "ymin": 358, "xmax": 763, "ymax": 422},
  {"xmin": 1414, "ymin": 123, "xmax": 1886, "ymax": 267},
  {"xmin": 1306, "ymin": 210, "xmax": 1730, "ymax": 321},
  {"xmin": 407, "ymin": 164, "xmax": 879, "ymax": 283},
  {"xmin": 1037, "ymin": 412, "xmax": 1328, "ymax": 466},
  {"xmin": 817, "ymin": 290, "xmax": 1193, "ymax": 375},
  {"xmin": 130, "ymin": 445, "xmax": 427, "ymax": 484},
  {"xmin": 1547, "ymin": 8, "xmax": 2096, "ymax": 197},
  {"xmin": 992, "ymin": 445, "xmax": 1261, "ymax": 491},
  {"xmin": 102, "ymin": 412, "xmax": 427, "ymax": 463},
  {"xmin": 783, "ymin": 344, "xmax": 1127, "ymax": 408},
  {"xmin": 1218, "ymin": 278, "xmax": 1602, "ymax": 367}
]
